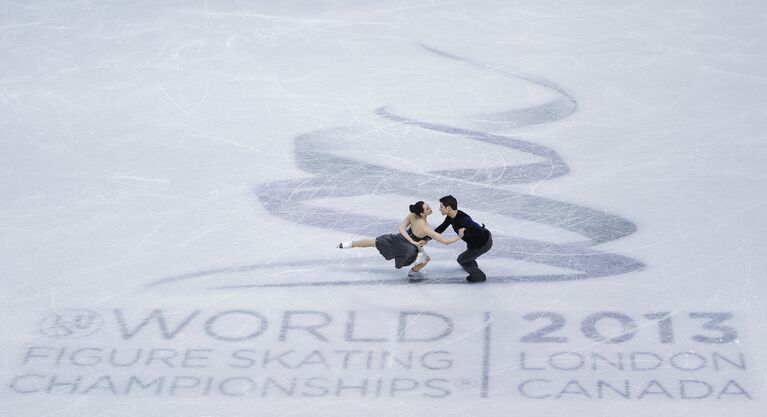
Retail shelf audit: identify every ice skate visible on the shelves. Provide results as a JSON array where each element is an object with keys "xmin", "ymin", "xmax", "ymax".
[{"xmin": 407, "ymin": 269, "xmax": 427, "ymax": 282}]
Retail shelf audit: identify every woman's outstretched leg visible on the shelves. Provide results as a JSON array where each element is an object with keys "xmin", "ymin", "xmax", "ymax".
[{"xmin": 338, "ymin": 239, "xmax": 376, "ymax": 248}]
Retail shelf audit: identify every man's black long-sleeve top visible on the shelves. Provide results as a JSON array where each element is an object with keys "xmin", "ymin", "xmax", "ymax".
[{"xmin": 434, "ymin": 210, "xmax": 490, "ymax": 249}]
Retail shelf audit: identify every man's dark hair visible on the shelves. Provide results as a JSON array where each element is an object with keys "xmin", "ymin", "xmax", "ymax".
[{"xmin": 439, "ymin": 195, "xmax": 457, "ymax": 210}]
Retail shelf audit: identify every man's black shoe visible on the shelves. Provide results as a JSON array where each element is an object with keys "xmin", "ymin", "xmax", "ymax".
[{"xmin": 466, "ymin": 275, "xmax": 486, "ymax": 283}]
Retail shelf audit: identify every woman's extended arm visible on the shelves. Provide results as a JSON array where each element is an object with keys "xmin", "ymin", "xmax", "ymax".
[{"xmin": 424, "ymin": 226, "xmax": 464, "ymax": 245}]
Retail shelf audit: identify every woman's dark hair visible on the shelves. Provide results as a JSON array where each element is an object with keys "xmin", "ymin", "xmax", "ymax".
[{"xmin": 409, "ymin": 201, "xmax": 426, "ymax": 215}]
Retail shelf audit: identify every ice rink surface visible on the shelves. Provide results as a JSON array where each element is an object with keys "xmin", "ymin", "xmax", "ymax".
[{"xmin": 1, "ymin": 0, "xmax": 766, "ymax": 416}]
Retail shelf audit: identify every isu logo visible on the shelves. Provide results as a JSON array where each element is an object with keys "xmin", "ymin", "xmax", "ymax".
[{"xmin": 39, "ymin": 309, "xmax": 104, "ymax": 339}]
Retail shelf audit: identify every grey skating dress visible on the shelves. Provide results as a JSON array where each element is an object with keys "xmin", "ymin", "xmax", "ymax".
[{"xmin": 375, "ymin": 229, "xmax": 427, "ymax": 269}]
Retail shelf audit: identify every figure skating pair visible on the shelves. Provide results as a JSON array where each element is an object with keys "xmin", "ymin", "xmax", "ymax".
[{"xmin": 338, "ymin": 196, "xmax": 492, "ymax": 283}]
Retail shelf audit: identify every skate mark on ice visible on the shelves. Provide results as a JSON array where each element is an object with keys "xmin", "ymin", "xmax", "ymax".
[{"xmin": 151, "ymin": 45, "xmax": 643, "ymax": 289}]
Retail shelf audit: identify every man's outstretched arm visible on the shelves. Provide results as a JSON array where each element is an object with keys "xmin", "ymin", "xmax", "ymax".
[{"xmin": 434, "ymin": 217, "xmax": 451, "ymax": 234}]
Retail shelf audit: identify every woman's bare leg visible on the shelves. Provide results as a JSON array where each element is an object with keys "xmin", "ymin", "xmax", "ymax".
[{"xmin": 353, "ymin": 239, "xmax": 376, "ymax": 248}]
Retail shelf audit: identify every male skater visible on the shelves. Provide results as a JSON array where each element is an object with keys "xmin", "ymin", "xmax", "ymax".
[{"xmin": 434, "ymin": 195, "xmax": 493, "ymax": 283}]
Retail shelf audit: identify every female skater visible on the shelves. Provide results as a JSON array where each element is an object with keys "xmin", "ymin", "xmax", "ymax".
[{"xmin": 338, "ymin": 201, "xmax": 464, "ymax": 280}]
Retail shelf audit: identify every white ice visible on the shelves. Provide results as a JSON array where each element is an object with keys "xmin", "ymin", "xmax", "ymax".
[{"xmin": 1, "ymin": 1, "xmax": 766, "ymax": 416}]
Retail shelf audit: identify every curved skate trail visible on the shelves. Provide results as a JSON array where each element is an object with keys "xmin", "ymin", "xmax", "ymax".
[{"xmin": 149, "ymin": 45, "xmax": 643, "ymax": 289}]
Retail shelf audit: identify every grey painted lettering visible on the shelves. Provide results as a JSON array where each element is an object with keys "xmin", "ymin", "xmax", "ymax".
[
  {"xmin": 70, "ymin": 348, "xmax": 102, "ymax": 366},
  {"xmin": 204, "ymin": 310, "xmax": 268, "ymax": 341},
  {"xmin": 397, "ymin": 312, "xmax": 453, "ymax": 342},
  {"xmin": 302, "ymin": 377, "xmax": 330, "ymax": 397},
  {"xmin": 712, "ymin": 352, "xmax": 746, "ymax": 370},
  {"xmin": 690, "ymin": 313, "xmax": 738, "ymax": 344},
  {"xmin": 145, "ymin": 348, "xmax": 178, "ymax": 368},
  {"xmin": 218, "ymin": 377, "xmax": 255, "ymax": 396},
  {"xmin": 374, "ymin": 378, "xmax": 384, "ymax": 397},
  {"xmin": 296, "ymin": 351, "xmax": 328, "ymax": 369},
  {"xmin": 333, "ymin": 350, "xmax": 362, "ymax": 369},
  {"xmin": 630, "ymin": 352, "xmax": 664, "ymax": 371},
  {"xmin": 645, "ymin": 312, "xmax": 674, "ymax": 343},
  {"xmin": 556, "ymin": 380, "xmax": 591, "ymax": 398},
  {"xmin": 182, "ymin": 349, "xmax": 212, "ymax": 368},
  {"xmin": 520, "ymin": 312, "xmax": 567, "ymax": 343},
  {"xmin": 549, "ymin": 352, "xmax": 585, "ymax": 371},
  {"xmin": 424, "ymin": 378, "xmax": 451, "ymax": 398},
  {"xmin": 114, "ymin": 309, "xmax": 200, "ymax": 340},
  {"xmin": 109, "ymin": 348, "xmax": 142, "ymax": 367},
  {"xmin": 345, "ymin": 311, "xmax": 387, "ymax": 342},
  {"xmin": 82, "ymin": 375, "xmax": 117, "ymax": 395},
  {"xmin": 518, "ymin": 379, "xmax": 551, "ymax": 399},
  {"xmin": 597, "ymin": 380, "xmax": 630, "ymax": 399},
  {"xmin": 262, "ymin": 377, "xmax": 297, "ymax": 396},
  {"xmin": 481, "ymin": 311, "xmax": 492, "ymax": 398},
  {"xmin": 421, "ymin": 351, "xmax": 453, "ymax": 370},
  {"xmin": 591, "ymin": 352, "xmax": 624, "ymax": 371},
  {"xmin": 23, "ymin": 346, "xmax": 54, "ymax": 366},
  {"xmin": 55, "ymin": 347, "xmax": 67, "ymax": 366},
  {"xmin": 336, "ymin": 378, "xmax": 368, "ymax": 396},
  {"xmin": 391, "ymin": 352, "xmax": 414, "ymax": 369},
  {"xmin": 229, "ymin": 349, "xmax": 257, "ymax": 368},
  {"xmin": 390, "ymin": 378, "xmax": 419, "ymax": 395},
  {"xmin": 202, "ymin": 376, "xmax": 214, "ymax": 396},
  {"xmin": 581, "ymin": 312, "xmax": 637, "ymax": 344},
  {"xmin": 670, "ymin": 352, "xmax": 707, "ymax": 371},
  {"xmin": 637, "ymin": 380, "xmax": 673, "ymax": 399},
  {"xmin": 519, "ymin": 352, "xmax": 545, "ymax": 370},
  {"xmin": 263, "ymin": 350, "xmax": 294, "ymax": 369},
  {"xmin": 10, "ymin": 374, "xmax": 44, "ymax": 394},
  {"xmin": 379, "ymin": 351, "xmax": 391, "ymax": 369},
  {"xmin": 718, "ymin": 380, "xmax": 753, "ymax": 399},
  {"xmin": 47, "ymin": 375, "xmax": 81, "ymax": 394},
  {"xmin": 279, "ymin": 311, "xmax": 331, "ymax": 342},
  {"xmin": 680, "ymin": 379, "xmax": 712, "ymax": 399},
  {"xmin": 125, "ymin": 376, "xmax": 164, "ymax": 395},
  {"xmin": 170, "ymin": 376, "xmax": 201, "ymax": 395}
]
